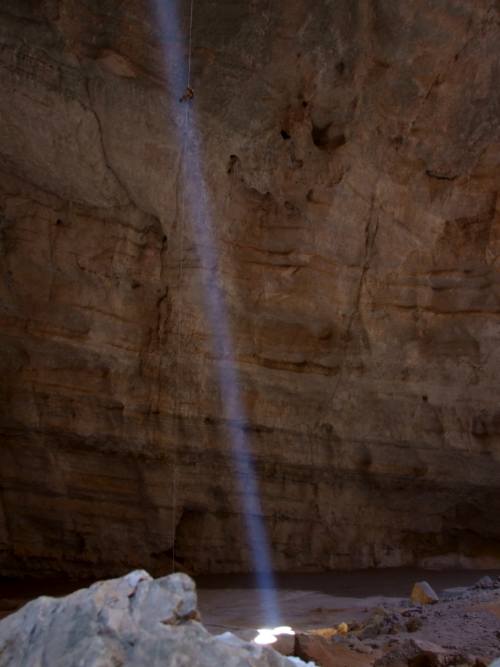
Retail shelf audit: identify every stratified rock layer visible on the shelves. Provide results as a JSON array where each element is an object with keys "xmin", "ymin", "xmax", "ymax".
[{"xmin": 2, "ymin": 1, "xmax": 500, "ymax": 576}]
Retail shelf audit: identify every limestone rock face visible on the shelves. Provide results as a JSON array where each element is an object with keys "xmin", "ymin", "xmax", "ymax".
[
  {"xmin": 2, "ymin": 1, "xmax": 500, "ymax": 576},
  {"xmin": 0, "ymin": 570, "xmax": 304, "ymax": 667}
]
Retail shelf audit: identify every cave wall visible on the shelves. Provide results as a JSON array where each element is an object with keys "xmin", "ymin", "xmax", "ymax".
[{"xmin": 2, "ymin": 0, "xmax": 500, "ymax": 577}]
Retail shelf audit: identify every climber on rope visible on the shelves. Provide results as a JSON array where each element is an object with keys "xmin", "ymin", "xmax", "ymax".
[{"xmin": 179, "ymin": 86, "xmax": 194, "ymax": 103}]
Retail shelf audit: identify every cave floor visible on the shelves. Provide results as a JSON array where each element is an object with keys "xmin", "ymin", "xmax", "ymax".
[
  {"xmin": 2, "ymin": 569, "xmax": 500, "ymax": 660},
  {"xmin": 197, "ymin": 569, "xmax": 500, "ymax": 660},
  {"xmin": 197, "ymin": 568, "xmax": 500, "ymax": 630}
]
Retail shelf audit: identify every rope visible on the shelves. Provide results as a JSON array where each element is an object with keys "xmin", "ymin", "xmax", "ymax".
[
  {"xmin": 171, "ymin": 0, "xmax": 195, "ymax": 575},
  {"xmin": 187, "ymin": 0, "xmax": 194, "ymax": 88}
]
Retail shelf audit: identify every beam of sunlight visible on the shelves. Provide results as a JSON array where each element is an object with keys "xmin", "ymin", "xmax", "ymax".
[
  {"xmin": 150, "ymin": 0, "xmax": 280, "ymax": 625},
  {"xmin": 254, "ymin": 626, "xmax": 295, "ymax": 645}
]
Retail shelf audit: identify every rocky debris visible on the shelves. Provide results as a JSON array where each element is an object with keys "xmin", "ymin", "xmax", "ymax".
[
  {"xmin": 348, "ymin": 582, "xmax": 500, "ymax": 661},
  {"xmin": 309, "ymin": 621, "xmax": 350, "ymax": 640},
  {"xmin": 337, "ymin": 622, "xmax": 349, "ymax": 634},
  {"xmin": 294, "ymin": 633, "xmax": 376, "ymax": 667},
  {"xmin": 198, "ymin": 575, "xmax": 500, "ymax": 663},
  {"xmin": 334, "ymin": 635, "xmax": 374, "ymax": 655},
  {"xmin": 276, "ymin": 576, "xmax": 500, "ymax": 664},
  {"xmin": 295, "ymin": 633, "xmax": 334, "ymax": 665},
  {"xmin": 309, "ymin": 627, "xmax": 339, "ymax": 639},
  {"xmin": 354, "ymin": 607, "xmax": 405, "ymax": 640},
  {"xmin": 373, "ymin": 639, "xmax": 487, "ymax": 667},
  {"xmin": 283, "ymin": 623, "xmax": 465, "ymax": 667},
  {"xmin": 373, "ymin": 639, "xmax": 447, "ymax": 667},
  {"xmin": 271, "ymin": 626, "xmax": 377, "ymax": 665},
  {"xmin": 441, "ymin": 588, "xmax": 470, "ymax": 600},
  {"xmin": 473, "ymin": 576, "xmax": 500, "ymax": 590},
  {"xmin": 0, "ymin": 571, "xmax": 311, "ymax": 667},
  {"xmin": 404, "ymin": 616, "xmax": 422, "ymax": 632},
  {"xmin": 411, "ymin": 581, "xmax": 440, "ymax": 605}
]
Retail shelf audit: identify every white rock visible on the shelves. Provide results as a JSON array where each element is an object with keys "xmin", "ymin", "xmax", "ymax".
[{"xmin": 0, "ymin": 571, "xmax": 307, "ymax": 667}]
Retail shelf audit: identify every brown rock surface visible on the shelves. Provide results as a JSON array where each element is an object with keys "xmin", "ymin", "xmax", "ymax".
[
  {"xmin": 2, "ymin": 1, "xmax": 500, "ymax": 577},
  {"xmin": 373, "ymin": 639, "xmax": 449, "ymax": 667},
  {"xmin": 295, "ymin": 633, "xmax": 377, "ymax": 667}
]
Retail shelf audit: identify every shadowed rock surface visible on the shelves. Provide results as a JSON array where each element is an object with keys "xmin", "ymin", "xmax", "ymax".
[{"xmin": 2, "ymin": 0, "xmax": 500, "ymax": 577}]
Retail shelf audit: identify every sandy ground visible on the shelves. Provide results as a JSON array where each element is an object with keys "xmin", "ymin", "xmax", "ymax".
[
  {"xmin": 196, "ymin": 570, "xmax": 500, "ymax": 661},
  {"xmin": 197, "ymin": 587, "xmax": 394, "ymax": 635}
]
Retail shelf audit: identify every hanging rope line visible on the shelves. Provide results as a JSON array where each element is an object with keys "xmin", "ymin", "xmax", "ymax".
[
  {"xmin": 187, "ymin": 0, "xmax": 194, "ymax": 87},
  {"xmin": 171, "ymin": 0, "xmax": 195, "ymax": 575}
]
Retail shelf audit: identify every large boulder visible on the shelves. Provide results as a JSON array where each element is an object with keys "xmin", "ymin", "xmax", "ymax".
[{"xmin": 0, "ymin": 571, "xmax": 313, "ymax": 667}]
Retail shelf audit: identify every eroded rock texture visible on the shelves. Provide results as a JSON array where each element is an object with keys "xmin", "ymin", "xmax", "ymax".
[
  {"xmin": 2, "ymin": 0, "xmax": 500, "ymax": 576},
  {"xmin": 0, "ymin": 570, "xmax": 305, "ymax": 666}
]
